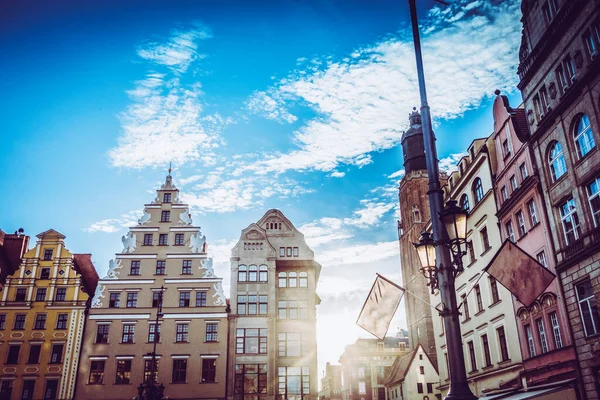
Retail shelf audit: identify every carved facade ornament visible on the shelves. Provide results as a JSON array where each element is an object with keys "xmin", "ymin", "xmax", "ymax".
[
  {"xmin": 213, "ymin": 282, "xmax": 226, "ymax": 306},
  {"xmin": 246, "ymin": 230, "xmax": 265, "ymax": 240},
  {"xmin": 189, "ymin": 232, "xmax": 206, "ymax": 253},
  {"xmin": 200, "ymin": 258, "xmax": 215, "ymax": 278},
  {"xmin": 519, "ymin": 33, "xmax": 529, "ymax": 62},
  {"xmin": 91, "ymin": 284, "xmax": 105, "ymax": 308},
  {"xmin": 179, "ymin": 208, "xmax": 193, "ymax": 225},
  {"xmin": 138, "ymin": 209, "xmax": 151, "ymax": 225},
  {"xmin": 549, "ymin": 82, "xmax": 557, "ymax": 99},
  {"xmin": 121, "ymin": 232, "xmax": 137, "ymax": 253},
  {"xmin": 527, "ymin": 110, "xmax": 535, "ymax": 126},
  {"xmin": 105, "ymin": 259, "xmax": 123, "ymax": 279}
]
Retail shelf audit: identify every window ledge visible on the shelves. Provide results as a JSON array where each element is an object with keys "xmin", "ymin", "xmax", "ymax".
[
  {"xmin": 475, "ymin": 310, "xmax": 485, "ymax": 317},
  {"xmin": 489, "ymin": 300, "xmax": 502, "ymax": 309},
  {"xmin": 482, "ymin": 365, "xmax": 493, "ymax": 371},
  {"xmin": 480, "ymin": 247, "xmax": 492, "ymax": 257},
  {"xmin": 517, "ymin": 231, "xmax": 528, "ymax": 241},
  {"xmin": 497, "ymin": 359, "xmax": 512, "ymax": 366},
  {"xmin": 573, "ymin": 146, "xmax": 598, "ymax": 167},
  {"xmin": 462, "ymin": 318, "xmax": 471, "ymax": 324}
]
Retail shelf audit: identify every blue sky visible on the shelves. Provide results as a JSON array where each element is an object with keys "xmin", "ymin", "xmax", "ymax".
[{"xmin": 1, "ymin": 0, "xmax": 523, "ymax": 374}]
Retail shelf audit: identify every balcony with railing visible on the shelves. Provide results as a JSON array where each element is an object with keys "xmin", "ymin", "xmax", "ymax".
[{"xmin": 556, "ymin": 226, "xmax": 600, "ymax": 269}]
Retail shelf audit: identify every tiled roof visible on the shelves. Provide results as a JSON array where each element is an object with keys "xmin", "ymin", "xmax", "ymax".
[
  {"xmin": 384, "ymin": 347, "xmax": 418, "ymax": 386},
  {"xmin": 512, "ymin": 108, "xmax": 530, "ymax": 142},
  {"xmin": 0, "ymin": 230, "xmax": 30, "ymax": 285},
  {"xmin": 73, "ymin": 253, "xmax": 100, "ymax": 295}
]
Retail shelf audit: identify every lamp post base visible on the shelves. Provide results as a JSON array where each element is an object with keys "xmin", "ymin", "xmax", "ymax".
[{"xmin": 445, "ymin": 386, "xmax": 478, "ymax": 400}]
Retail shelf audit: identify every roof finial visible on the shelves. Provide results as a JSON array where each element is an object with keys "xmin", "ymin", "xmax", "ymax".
[{"xmin": 168, "ymin": 162, "xmax": 172, "ymax": 176}]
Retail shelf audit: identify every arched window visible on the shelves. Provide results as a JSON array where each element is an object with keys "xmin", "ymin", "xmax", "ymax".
[
  {"xmin": 472, "ymin": 178, "xmax": 484, "ymax": 204},
  {"xmin": 238, "ymin": 265, "xmax": 247, "ymax": 282},
  {"xmin": 259, "ymin": 265, "xmax": 268, "ymax": 282},
  {"xmin": 299, "ymin": 272, "xmax": 308, "ymax": 288},
  {"xmin": 412, "ymin": 206, "xmax": 421, "ymax": 223},
  {"xmin": 574, "ymin": 114, "xmax": 595, "ymax": 158},
  {"xmin": 278, "ymin": 272, "xmax": 287, "ymax": 288},
  {"xmin": 548, "ymin": 142, "xmax": 567, "ymax": 182},
  {"xmin": 248, "ymin": 265, "xmax": 258, "ymax": 282},
  {"xmin": 460, "ymin": 194, "xmax": 470, "ymax": 213},
  {"xmin": 288, "ymin": 272, "xmax": 297, "ymax": 288}
]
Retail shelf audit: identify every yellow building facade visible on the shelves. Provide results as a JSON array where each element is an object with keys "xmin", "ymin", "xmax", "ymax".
[{"xmin": 0, "ymin": 229, "xmax": 99, "ymax": 400}]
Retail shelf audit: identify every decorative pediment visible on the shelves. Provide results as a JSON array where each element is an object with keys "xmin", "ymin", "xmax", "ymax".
[{"xmin": 245, "ymin": 230, "xmax": 265, "ymax": 240}]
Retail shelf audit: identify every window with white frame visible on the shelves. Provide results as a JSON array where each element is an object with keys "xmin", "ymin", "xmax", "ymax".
[
  {"xmin": 238, "ymin": 265, "xmax": 247, "ymax": 282},
  {"xmin": 536, "ymin": 250, "xmax": 548, "ymax": 267},
  {"xmin": 520, "ymin": 163, "xmax": 529, "ymax": 180},
  {"xmin": 501, "ymin": 186, "xmax": 508, "ymax": 202},
  {"xmin": 528, "ymin": 200, "xmax": 539, "ymax": 226},
  {"xmin": 460, "ymin": 194, "xmax": 470, "ymax": 212},
  {"xmin": 574, "ymin": 114, "xmax": 596, "ymax": 158},
  {"xmin": 556, "ymin": 65, "xmax": 568, "ymax": 93},
  {"xmin": 584, "ymin": 30, "xmax": 598, "ymax": 59},
  {"xmin": 278, "ymin": 366, "xmax": 310, "ymax": 399},
  {"xmin": 549, "ymin": 311, "xmax": 563, "ymax": 349},
  {"xmin": 587, "ymin": 176, "xmax": 600, "ymax": 227},
  {"xmin": 175, "ymin": 323, "xmax": 189, "ymax": 343},
  {"xmin": 510, "ymin": 175, "xmax": 518, "ymax": 192},
  {"xmin": 559, "ymin": 198, "xmax": 581, "ymax": 244},
  {"xmin": 248, "ymin": 265, "xmax": 258, "ymax": 282},
  {"xmin": 278, "ymin": 332, "xmax": 309, "ymax": 357},
  {"xmin": 575, "ymin": 279, "xmax": 600, "ymax": 337},
  {"xmin": 259, "ymin": 265, "xmax": 268, "ymax": 282},
  {"xmin": 564, "ymin": 55, "xmax": 576, "ymax": 83},
  {"xmin": 472, "ymin": 178, "xmax": 484, "ymax": 204},
  {"xmin": 236, "ymin": 328, "xmax": 267, "ymax": 354},
  {"xmin": 517, "ymin": 211, "xmax": 527, "ymax": 237},
  {"xmin": 536, "ymin": 318, "xmax": 549, "ymax": 353},
  {"xmin": 525, "ymin": 324, "xmax": 536, "ymax": 357},
  {"xmin": 548, "ymin": 142, "xmax": 567, "ymax": 182}
]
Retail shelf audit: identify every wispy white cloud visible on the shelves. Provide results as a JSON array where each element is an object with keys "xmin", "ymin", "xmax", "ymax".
[
  {"xmin": 244, "ymin": 0, "xmax": 520, "ymax": 175},
  {"xmin": 439, "ymin": 152, "xmax": 466, "ymax": 173},
  {"xmin": 84, "ymin": 210, "xmax": 141, "ymax": 233},
  {"xmin": 329, "ymin": 171, "xmax": 346, "ymax": 178},
  {"xmin": 388, "ymin": 169, "xmax": 405, "ymax": 179},
  {"xmin": 317, "ymin": 240, "xmax": 399, "ymax": 266}
]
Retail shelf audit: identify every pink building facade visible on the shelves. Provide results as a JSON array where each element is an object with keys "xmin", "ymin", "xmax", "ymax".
[{"xmin": 490, "ymin": 92, "xmax": 578, "ymax": 389}]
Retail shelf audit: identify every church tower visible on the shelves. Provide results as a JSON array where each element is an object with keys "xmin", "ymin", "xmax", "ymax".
[{"xmin": 398, "ymin": 108, "xmax": 438, "ymax": 367}]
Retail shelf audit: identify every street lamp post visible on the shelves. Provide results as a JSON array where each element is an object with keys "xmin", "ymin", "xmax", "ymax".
[
  {"xmin": 138, "ymin": 285, "xmax": 166, "ymax": 400},
  {"xmin": 407, "ymin": 1, "xmax": 477, "ymax": 399}
]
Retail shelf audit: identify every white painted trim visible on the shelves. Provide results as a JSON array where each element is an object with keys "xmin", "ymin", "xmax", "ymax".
[
  {"xmin": 195, "ymin": 288, "xmax": 210, "ymax": 291},
  {"xmin": 89, "ymin": 356, "xmax": 109, "ymax": 360},
  {"xmin": 165, "ymin": 278, "xmax": 220, "ymax": 284},
  {"xmin": 171, "ymin": 355, "xmax": 190, "ymax": 359},
  {"xmin": 99, "ymin": 280, "xmax": 155, "ymax": 285},
  {"xmin": 96, "ymin": 322, "xmax": 112, "ymax": 325},
  {"xmin": 162, "ymin": 313, "xmax": 227, "ymax": 319},
  {"xmin": 200, "ymin": 355, "xmax": 219, "ymax": 359},
  {"xmin": 143, "ymin": 355, "xmax": 162, "ymax": 359},
  {"xmin": 175, "ymin": 320, "xmax": 192, "ymax": 323},
  {"xmin": 204, "ymin": 320, "xmax": 220, "ymax": 323},
  {"xmin": 116, "ymin": 356, "xmax": 135, "ymax": 360},
  {"xmin": 170, "ymin": 227, "xmax": 199, "ymax": 232},
  {"xmin": 121, "ymin": 321, "xmax": 139, "ymax": 324},
  {"xmin": 177, "ymin": 288, "xmax": 193, "ymax": 291},
  {"xmin": 172, "ymin": 205, "xmax": 188, "ymax": 209},
  {"xmin": 89, "ymin": 314, "xmax": 150, "ymax": 320},
  {"xmin": 130, "ymin": 228, "xmax": 159, "ymax": 232},
  {"xmin": 166, "ymin": 254, "xmax": 205, "ymax": 259},
  {"xmin": 116, "ymin": 254, "xmax": 157, "ymax": 259},
  {"xmin": 125, "ymin": 289, "xmax": 142, "ymax": 292},
  {"xmin": 145, "ymin": 205, "xmax": 161, "ymax": 209}
]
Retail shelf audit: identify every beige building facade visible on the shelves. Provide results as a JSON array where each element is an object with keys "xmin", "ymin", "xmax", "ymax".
[
  {"xmin": 384, "ymin": 344, "xmax": 440, "ymax": 400},
  {"xmin": 226, "ymin": 209, "xmax": 320, "ymax": 400},
  {"xmin": 76, "ymin": 172, "xmax": 228, "ymax": 400}
]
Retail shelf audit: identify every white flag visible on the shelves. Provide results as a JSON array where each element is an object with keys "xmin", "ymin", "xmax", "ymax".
[{"xmin": 356, "ymin": 274, "xmax": 405, "ymax": 339}]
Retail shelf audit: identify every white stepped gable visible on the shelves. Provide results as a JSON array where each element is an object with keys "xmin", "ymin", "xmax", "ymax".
[
  {"xmin": 121, "ymin": 232, "xmax": 136, "ymax": 253},
  {"xmin": 91, "ymin": 284, "xmax": 105, "ymax": 308},
  {"xmin": 104, "ymin": 259, "xmax": 123, "ymax": 279}
]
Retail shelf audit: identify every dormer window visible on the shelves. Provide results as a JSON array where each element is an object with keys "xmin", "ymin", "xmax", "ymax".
[{"xmin": 163, "ymin": 193, "xmax": 171, "ymax": 203}]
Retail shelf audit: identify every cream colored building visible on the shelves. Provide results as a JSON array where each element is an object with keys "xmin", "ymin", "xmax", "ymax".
[
  {"xmin": 76, "ymin": 171, "xmax": 228, "ymax": 400},
  {"xmin": 430, "ymin": 137, "xmax": 524, "ymax": 396},
  {"xmin": 226, "ymin": 209, "xmax": 321, "ymax": 400},
  {"xmin": 384, "ymin": 344, "xmax": 440, "ymax": 400}
]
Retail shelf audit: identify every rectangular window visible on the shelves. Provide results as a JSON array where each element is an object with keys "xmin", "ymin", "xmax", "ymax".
[
  {"xmin": 130, "ymin": 260, "xmax": 140, "ymax": 275},
  {"xmin": 237, "ymin": 328, "xmax": 268, "ymax": 354},
  {"xmin": 172, "ymin": 359, "xmax": 187, "ymax": 383},
  {"xmin": 259, "ymin": 295, "xmax": 268, "ymax": 314},
  {"xmin": 21, "ymin": 380, "xmax": 34, "ymax": 400},
  {"xmin": 56, "ymin": 314, "xmax": 68, "ymax": 330},
  {"xmin": 278, "ymin": 366, "xmax": 310, "ymax": 398},
  {"xmin": 259, "ymin": 264, "xmax": 268, "ymax": 282},
  {"xmin": 115, "ymin": 359, "xmax": 132, "ymax": 384},
  {"xmin": 462, "ymin": 294, "xmax": 470, "ymax": 320},
  {"xmin": 202, "ymin": 358, "xmax": 217, "ymax": 383},
  {"xmin": 238, "ymin": 295, "xmax": 247, "ymax": 315},
  {"xmin": 427, "ymin": 383, "xmax": 433, "ymax": 394},
  {"xmin": 148, "ymin": 323, "xmax": 160, "ymax": 343},
  {"xmin": 588, "ymin": 177, "xmax": 600, "ymax": 227},
  {"xmin": 40, "ymin": 268, "xmax": 50, "ymax": 279},
  {"xmin": 0, "ymin": 381, "xmax": 13, "ymax": 399},
  {"xmin": 560, "ymin": 198, "xmax": 581, "ymax": 244},
  {"xmin": 44, "ymin": 380, "xmax": 58, "ymax": 400},
  {"xmin": 510, "ymin": 175, "xmax": 518, "ymax": 191},
  {"xmin": 278, "ymin": 332, "xmax": 308, "ymax": 357},
  {"xmin": 279, "ymin": 272, "xmax": 287, "ymax": 287},
  {"xmin": 537, "ymin": 318, "xmax": 549, "ymax": 353},
  {"xmin": 497, "ymin": 326, "xmax": 509, "ymax": 361},
  {"xmin": 549, "ymin": 312, "xmax": 563, "ymax": 349},
  {"xmin": 126, "ymin": 293, "xmax": 138, "ymax": 308},
  {"xmin": 480, "ymin": 227, "xmax": 490, "ymax": 252},
  {"xmin": 501, "ymin": 186, "xmax": 508, "ymax": 202},
  {"xmin": 542, "ymin": 0, "xmax": 558, "ymax": 24},
  {"xmin": 96, "ymin": 324, "xmax": 110, "ymax": 343},
  {"xmin": 16, "ymin": 287, "xmax": 27, "ymax": 302},
  {"xmin": 468, "ymin": 241, "xmax": 476, "ymax": 263},
  {"xmin": 176, "ymin": 323, "xmax": 189, "ymax": 342},
  {"xmin": 109, "ymin": 293, "xmax": 120, "ymax": 308},
  {"xmin": 6, "ymin": 345, "xmax": 20, "ymax": 364},
  {"xmin": 35, "ymin": 288, "xmax": 47, "ymax": 302},
  {"xmin": 293, "ymin": 247, "xmax": 299, "ymax": 257},
  {"xmin": 164, "ymin": 193, "xmax": 172, "ymax": 203},
  {"xmin": 248, "ymin": 295, "xmax": 258, "ymax": 315},
  {"xmin": 419, "ymin": 366, "xmax": 425, "ymax": 374},
  {"xmin": 556, "ymin": 65, "xmax": 568, "ymax": 93},
  {"xmin": 14, "ymin": 314, "xmax": 26, "ymax": 330},
  {"xmin": 152, "ymin": 292, "xmax": 161, "ymax": 308},
  {"xmin": 248, "ymin": 265, "xmax": 258, "ymax": 282},
  {"xmin": 539, "ymin": 86, "xmax": 549, "ymax": 113},
  {"xmin": 182, "ymin": 260, "xmax": 192, "ymax": 274},
  {"xmin": 299, "ymin": 272, "xmax": 308, "ymax": 288},
  {"xmin": 502, "ymin": 139, "xmax": 511, "ymax": 157},
  {"xmin": 27, "ymin": 344, "xmax": 41, "ymax": 364},
  {"xmin": 55, "ymin": 287, "xmax": 67, "ymax": 301},
  {"xmin": 122, "ymin": 324, "xmax": 135, "ymax": 343},
  {"xmin": 161, "ymin": 211, "xmax": 170, "ymax": 222},
  {"xmin": 506, "ymin": 221, "xmax": 515, "ymax": 242},
  {"xmin": 537, "ymin": 251, "xmax": 548, "ymax": 267},
  {"xmin": 564, "ymin": 55, "xmax": 576, "ymax": 83},
  {"xmin": 475, "ymin": 285, "xmax": 484, "ymax": 313},
  {"xmin": 289, "ymin": 300, "xmax": 298, "ymax": 319},
  {"xmin": 467, "ymin": 341, "xmax": 477, "ymax": 372},
  {"xmin": 43, "ymin": 249, "xmax": 53, "ymax": 260},
  {"xmin": 179, "ymin": 292, "xmax": 190, "ymax": 307},
  {"xmin": 280, "ymin": 247, "xmax": 285, "ymax": 257},
  {"xmin": 526, "ymin": 324, "xmax": 536, "ymax": 357},
  {"xmin": 278, "ymin": 300, "xmax": 287, "ymax": 319},
  {"xmin": 159, "ymin": 234, "xmax": 168, "ymax": 245},
  {"xmin": 88, "ymin": 360, "xmax": 105, "ymax": 384},
  {"xmin": 489, "ymin": 277, "xmax": 500, "ymax": 304},
  {"xmin": 236, "ymin": 364, "xmax": 267, "ymax": 397},
  {"xmin": 584, "ymin": 30, "xmax": 598, "ymax": 59},
  {"xmin": 417, "ymin": 383, "xmax": 423, "ymax": 394},
  {"xmin": 517, "ymin": 211, "xmax": 527, "ymax": 237},
  {"xmin": 156, "ymin": 260, "xmax": 166, "ymax": 275},
  {"xmin": 143, "ymin": 234, "xmax": 153, "ymax": 246},
  {"xmin": 144, "ymin": 360, "xmax": 159, "ymax": 383},
  {"xmin": 576, "ymin": 279, "xmax": 600, "ymax": 337},
  {"xmin": 196, "ymin": 291, "xmax": 207, "ymax": 307},
  {"xmin": 0, "ymin": 314, "xmax": 5, "ymax": 330},
  {"xmin": 533, "ymin": 94, "xmax": 543, "ymax": 121},
  {"xmin": 520, "ymin": 163, "xmax": 528, "ymax": 180},
  {"xmin": 174, "ymin": 233, "xmax": 184, "ymax": 246},
  {"xmin": 50, "ymin": 344, "xmax": 63, "ymax": 363},
  {"xmin": 206, "ymin": 323, "xmax": 218, "ymax": 342},
  {"xmin": 286, "ymin": 247, "xmax": 292, "ymax": 257},
  {"xmin": 482, "ymin": 334, "xmax": 492, "ymax": 366},
  {"xmin": 527, "ymin": 200, "xmax": 539, "ymax": 226}
]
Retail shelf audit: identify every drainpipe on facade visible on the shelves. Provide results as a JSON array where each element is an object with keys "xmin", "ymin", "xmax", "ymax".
[{"xmin": 72, "ymin": 297, "xmax": 92, "ymax": 400}]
